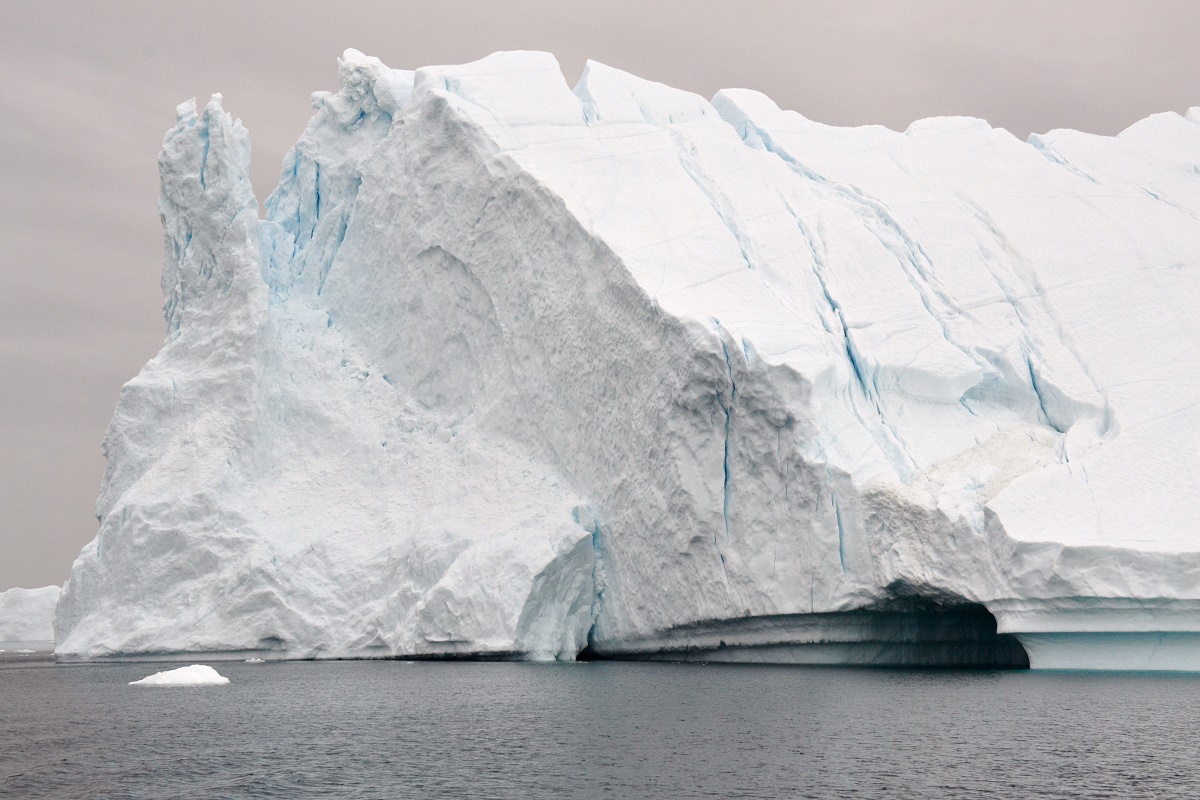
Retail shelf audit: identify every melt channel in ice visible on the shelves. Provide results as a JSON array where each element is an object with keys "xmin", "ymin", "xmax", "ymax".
[{"xmin": 54, "ymin": 48, "xmax": 1200, "ymax": 671}]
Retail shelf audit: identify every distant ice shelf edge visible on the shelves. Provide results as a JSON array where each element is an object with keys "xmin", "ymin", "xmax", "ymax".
[
  {"xmin": 0, "ymin": 586, "xmax": 60, "ymax": 643},
  {"xmin": 52, "ymin": 49, "xmax": 1200, "ymax": 672}
]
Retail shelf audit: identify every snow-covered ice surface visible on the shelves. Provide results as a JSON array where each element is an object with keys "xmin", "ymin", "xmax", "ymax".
[
  {"xmin": 55, "ymin": 50, "xmax": 1200, "ymax": 670},
  {"xmin": 129, "ymin": 665, "xmax": 230, "ymax": 686},
  {"xmin": 0, "ymin": 586, "xmax": 60, "ymax": 643}
]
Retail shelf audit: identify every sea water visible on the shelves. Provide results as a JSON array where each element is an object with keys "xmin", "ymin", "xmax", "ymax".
[{"xmin": 3, "ymin": 658, "xmax": 1199, "ymax": 798}]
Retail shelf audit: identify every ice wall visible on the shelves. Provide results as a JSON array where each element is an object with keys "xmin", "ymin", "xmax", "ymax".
[{"xmin": 56, "ymin": 50, "xmax": 1200, "ymax": 670}]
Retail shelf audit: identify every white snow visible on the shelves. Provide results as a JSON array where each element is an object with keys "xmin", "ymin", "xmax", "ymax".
[
  {"xmin": 129, "ymin": 665, "xmax": 230, "ymax": 686},
  {"xmin": 52, "ymin": 50, "xmax": 1200, "ymax": 670},
  {"xmin": 0, "ymin": 585, "xmax": 60, "ymax": 643}
]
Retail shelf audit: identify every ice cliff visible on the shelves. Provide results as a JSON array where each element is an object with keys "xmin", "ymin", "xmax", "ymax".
[
  {"xmin": 0, "ymin": 586, "xmax": 60, "ymax": 642},
  {"xmin": 56, "ymin": 50, "xmax": 1200, "ymax": 670}
]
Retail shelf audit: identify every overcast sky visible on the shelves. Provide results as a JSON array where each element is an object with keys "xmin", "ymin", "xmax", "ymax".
[{"xmin": 2, "ymin": 0, "xmax": 1199, "ymax": 590}]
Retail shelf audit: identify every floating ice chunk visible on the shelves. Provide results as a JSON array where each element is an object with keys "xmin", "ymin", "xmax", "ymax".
[{"xmin": 129, "ymin": 665, "xmax": 230, "ymax": 686}]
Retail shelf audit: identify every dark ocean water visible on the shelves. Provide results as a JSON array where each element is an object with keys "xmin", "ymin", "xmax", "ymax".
[{"xmin": 2, "ymin": 657, "xmax": 1199, "ymax": 799}]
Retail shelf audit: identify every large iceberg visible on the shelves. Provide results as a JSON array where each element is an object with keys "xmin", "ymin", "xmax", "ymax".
[
  {"xmin": 56, "ymin": 50, "xmax": 1200, "ymax": 670},
  {"xmin": 0, "ymin": 585, "xmax": 60, "ymax": 643}
]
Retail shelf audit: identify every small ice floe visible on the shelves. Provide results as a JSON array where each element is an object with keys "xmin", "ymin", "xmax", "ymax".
[
  {"xmin": 16, "ymin": 649, "xmax": 34, "ymax": 654},
  {"xmin": 244, "ymin": 658, "xmax": 265, "ymax": 663},
  {"xmin": 129, "ymin": 664, "xmax": 230, "ymax": 686}
]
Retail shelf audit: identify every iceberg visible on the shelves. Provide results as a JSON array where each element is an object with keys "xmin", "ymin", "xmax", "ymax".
[
  {"xmin": 0, "ymin": 585, "xmax": 60, "ymax": 643},
  {"xmin": 54, "ymin": 50, "xmax": 1200, "ymax": 670},
  {"xmin": 129, "ymin": 664, "xmax": 230, "ymax": 686}
]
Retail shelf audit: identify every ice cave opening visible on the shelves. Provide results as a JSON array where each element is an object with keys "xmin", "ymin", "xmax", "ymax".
[{"xmin": 581, "ymin": 589, "xmax": 1030, "ymax": 668}]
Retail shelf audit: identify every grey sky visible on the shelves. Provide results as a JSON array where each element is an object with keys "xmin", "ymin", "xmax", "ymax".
[{"xmin": 2, "ymin": 0, "xmax": 1198, "ymax": 590}]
